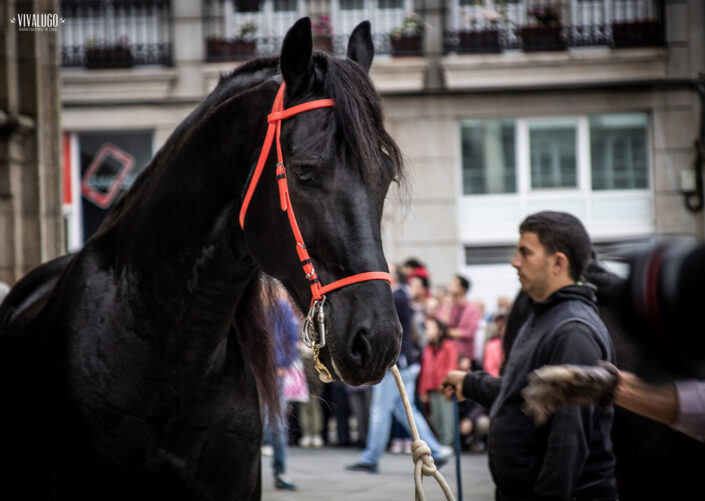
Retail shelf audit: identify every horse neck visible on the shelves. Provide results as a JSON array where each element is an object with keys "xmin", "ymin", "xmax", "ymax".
[{"xmin": 102, "ymin": 85, "xmax": 275, "ymax": 370}]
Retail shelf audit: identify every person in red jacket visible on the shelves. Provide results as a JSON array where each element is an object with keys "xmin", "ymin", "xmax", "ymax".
[{"xmin": 419, "ymin": 317, "xmax": 458, "ymax": 445}]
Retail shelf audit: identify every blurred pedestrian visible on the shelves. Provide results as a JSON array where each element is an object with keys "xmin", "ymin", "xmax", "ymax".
[
  {"xmin": 436, "ymin": 274, "xmax": 482, "ymax": 366},
  {"xmin": 418, "ymin": 317, "xmax": 458, "ymax": 446},
  {"xmin": 346, "ymin": 264, "xmax": 450, "ymax": 473},
  {"xmin": 482, "ymin": 311, "xmax": 506, "ymax": 378},
  {"xmin": 264, "ymin": 283, "xmax": 300, "ymax": 491},
  {"xmin": 298, "ymin": 345, "xmax": 324, "ymax": 449}
]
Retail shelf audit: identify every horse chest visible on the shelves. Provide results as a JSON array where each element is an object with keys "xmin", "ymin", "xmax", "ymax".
[{"xmin": 51, "ymin": 315, "xmax": 263, "ymax": 498}]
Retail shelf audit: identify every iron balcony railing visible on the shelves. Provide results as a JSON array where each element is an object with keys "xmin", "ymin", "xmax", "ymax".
[
  {"xmin": 59, "ymin": 0, "xmax": 172, "ymax": 68},
  {"xmin": 444, "ymin": 0, "xmax": 665, "ymax": 54},
  {"xmin": 57, "ymin": 0, "xmax": 666, "ymax": 68},
  {"xmin": 203, "ymin": 0, "xmax": 422, "ymax": 61}
]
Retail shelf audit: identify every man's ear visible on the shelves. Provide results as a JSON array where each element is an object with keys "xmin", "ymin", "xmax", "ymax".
[{"xmin": 553, "ymin": 252, "xmax": 570, "ymax": 276}]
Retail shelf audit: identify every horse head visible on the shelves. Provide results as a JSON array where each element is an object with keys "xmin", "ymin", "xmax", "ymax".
[{"xmin": 241, "ymin": 19, "xmax": 403, "ymax": 385}]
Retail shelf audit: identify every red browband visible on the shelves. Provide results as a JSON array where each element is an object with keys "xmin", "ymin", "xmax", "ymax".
[{"xmin": 238, "ymin": 82, "xmax": 391, "ymax": 304}]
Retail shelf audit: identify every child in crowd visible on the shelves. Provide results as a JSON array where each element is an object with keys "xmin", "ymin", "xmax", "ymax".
[
  {"xmin": 483, "ymin": 310, "xmax": 507, "ymax": 377},
  {"xmin": 456, "ymin": 355, "xmax": 490, "ymax": 452},
  {"xmin": 418, "ymin": 317, "xmax": 458, "ymax": 446}
]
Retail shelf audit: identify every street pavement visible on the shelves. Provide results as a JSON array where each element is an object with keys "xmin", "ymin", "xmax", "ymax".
[{"xmin": 262, "ymin": 445, "xmax": 495, "ymax": 501}]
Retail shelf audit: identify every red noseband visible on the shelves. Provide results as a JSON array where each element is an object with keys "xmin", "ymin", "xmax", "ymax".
[{"xmin": 238, "ymin": 82, "xmax": 391, "ymax": 305}]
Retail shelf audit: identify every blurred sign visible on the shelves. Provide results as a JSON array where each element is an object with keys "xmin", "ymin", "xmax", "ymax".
[{"xmin": 80, "ymin": 143, "xmax": 134, "ymax": 209}]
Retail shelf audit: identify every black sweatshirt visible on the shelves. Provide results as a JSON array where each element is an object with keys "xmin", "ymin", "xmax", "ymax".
[{"xmin": 462, "ymin": 285, "xmax": 617, "ymax": 501}]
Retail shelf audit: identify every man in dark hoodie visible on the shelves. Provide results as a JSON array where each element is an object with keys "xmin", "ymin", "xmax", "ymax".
[{"xmin": 441, "ymin": 211, "xmax": 617, "ymax": 501}]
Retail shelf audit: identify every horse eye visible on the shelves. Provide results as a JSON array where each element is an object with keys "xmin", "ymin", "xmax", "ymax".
[{"xmin": 293, "ymin": 165, "xmax": 315, "ymax": 183}]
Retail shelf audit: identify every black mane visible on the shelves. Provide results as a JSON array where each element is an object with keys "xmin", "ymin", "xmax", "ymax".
[{"xmin": 319, "ymin": 55, "xmax": 404, "ymax": 190}]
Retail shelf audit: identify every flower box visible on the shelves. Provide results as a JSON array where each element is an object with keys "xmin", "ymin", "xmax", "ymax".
[
  {"xmin": 206, "ymin": 38, "xmax": 256, "ymax": 61},
  {"xmin": 85, "ymin": 45, "xmax": 134, "ymax": 69},
  {"xmin": 612, "ymin": 20, "xmax": 663, "ymax": 48},
  {"xmin": 390, "ymin": 34, "xmax": 423, "ymax": 56},
  {"xmin": 519, "ymin": 25, "xmax": 565, "ymax": 52},
  {"xmin": 458, "ymin": 29, "xmax": 501, "ymax": 54}
]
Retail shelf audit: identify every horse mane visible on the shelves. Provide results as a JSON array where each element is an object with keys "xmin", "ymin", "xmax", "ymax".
[
  {"xmin": 234, "ymin": 273, "xmax": 280, "ymax": 419},
  {"xmin": 318, "ymin": 54, "xmax": 405, "ymax": 190}
]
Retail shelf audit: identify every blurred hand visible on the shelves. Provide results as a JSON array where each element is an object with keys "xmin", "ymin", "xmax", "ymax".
[
  {"xmin": 521, "ymin": 361, "xmax": 620, "ymax": 425},
  {"xmin": 419, "ymin": 392, "xmax": 430, "ymax": 404},
  {"xmin": 440, "ymin": 370, "xmax": 468, "ymax": 402}
]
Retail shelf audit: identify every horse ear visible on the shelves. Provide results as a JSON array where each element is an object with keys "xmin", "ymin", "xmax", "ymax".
[
  {"xmin": 281, "ymin": 17, "xmax": 314, "ymax": 96},
  {"xmin": 347, "ymin": 21, "xmax": 374, "ymax": 73}
]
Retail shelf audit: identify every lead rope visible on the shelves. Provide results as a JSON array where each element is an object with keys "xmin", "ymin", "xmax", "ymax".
[{"xmin": 391, "ymin": 365, "xmax": 456, "ymax": 501}]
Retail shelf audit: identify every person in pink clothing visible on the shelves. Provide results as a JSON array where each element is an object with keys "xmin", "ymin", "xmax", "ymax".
[
  {"xmin": 436, "ymin": 274, "xmax": 482, "ymax": 365},
  {"xmin": 418, "ymin": 317, "xmax": 458, "ymax": 445}
]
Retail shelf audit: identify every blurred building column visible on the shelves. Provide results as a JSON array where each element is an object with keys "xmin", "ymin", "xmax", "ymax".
[
  {"xmin": 0, "ymin": 0, "xmax": 63, "ymax": 284},
  {"xmin": 419, "ymin": 0, "xmax": 445, "ymax": 91},
  {"xmin": 170, "ymin": 0, "xmax": 207, "ymax": 99}
]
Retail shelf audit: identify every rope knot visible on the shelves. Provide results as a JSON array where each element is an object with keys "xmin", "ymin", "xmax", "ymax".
[
  {"xmin": 411, "ymin": 439, "xmax": 437, "ymax": 476},
  {"xmin": 391, "ymin": 365, "xmax": 456, "ymax": 501}
]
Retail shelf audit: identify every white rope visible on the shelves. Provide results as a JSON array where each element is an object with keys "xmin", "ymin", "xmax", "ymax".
[{"xmin": 391, "ymin": 365, "xmax": 456, "ymax": 501}]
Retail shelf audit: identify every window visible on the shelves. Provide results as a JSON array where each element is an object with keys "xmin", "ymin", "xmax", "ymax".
[
  {"xmin": 590, "ymin": 114, "xmax": 648, "ymax": 190},
  {"xmin": 378, "ymin": 0, "xmax": 403, "ymax": 8},
  {"xmin": 461, "ymin": 120, "xmax": 516, "ymax": 195},
  {"xmin": 340, "ymin": 0, "xmax": 364, "ymax": 9},
  {"xmin": 461, "ymin": 113, "xmax": 649, "ymax": 196},
  {"xmin": 465, "ymin": 245, "xmax": 517, "ymax": 265},
  {"xmin": 273, "ymin": 0, "xmax": 297, "ymax": 12},
  {"xmin": 529, "ymin": 120, "xmax": 577, "ymax": 189}
]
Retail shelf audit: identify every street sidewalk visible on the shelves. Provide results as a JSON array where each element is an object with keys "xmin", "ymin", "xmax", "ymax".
[{"xmin": 262, "ymin": 446, "xmax": 495, "ymax": 501}]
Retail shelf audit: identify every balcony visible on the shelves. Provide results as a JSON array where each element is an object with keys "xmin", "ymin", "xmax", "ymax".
[
  {"xmin": 443, "ymin": 0, "xmax": 664, "ymax": 54},
  {"xmin": 59, "ymin": 0, "xmax": 172, "ymax": 69},
  {"xmin": 203, "ymin": 0, "xmax": 423, "ymax": 61}
]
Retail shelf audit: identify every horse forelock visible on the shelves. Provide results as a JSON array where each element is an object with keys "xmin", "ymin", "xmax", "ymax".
[
  {"xmin": 207, "ymin": 55, "xmax": 404, "ymax": 196},
  {"xmin": 319, "ymin": 55, "xmax": 405, "ymax": 194}
]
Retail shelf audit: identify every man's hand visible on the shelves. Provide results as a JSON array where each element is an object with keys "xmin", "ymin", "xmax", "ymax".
[
  {"xmin": 440, "ymin": 370, "xmax": 468, "ymax": 402},
  {"xmin": 521, "ymin": 362, "xmax": 620, "ymax": 425}
]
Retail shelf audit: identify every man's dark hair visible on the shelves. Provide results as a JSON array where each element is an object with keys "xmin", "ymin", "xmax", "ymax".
[
  {"xmin": 455, "ymin": 274, "xmax": 471, "ymax": 293},
  {"xmin": 403, "ymin": 258, "xmax": 425, "ymax": 269},
  {"xmin": 519, "ymin": 211, "xmax": 591, "ymax": 282}
]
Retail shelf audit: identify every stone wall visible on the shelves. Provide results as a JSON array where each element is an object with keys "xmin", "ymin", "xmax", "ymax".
[{"xmin": 0, "ymin": 0, "xmax": 64, "ymax": 284}]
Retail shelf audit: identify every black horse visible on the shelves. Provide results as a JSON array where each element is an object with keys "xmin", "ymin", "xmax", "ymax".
[
  {"xmin": 0, "ymin": 19, "xmax": 404, "ymax": 500},
  {"xmin": 504, "ymin": 257, "xmax": 705, "ymax": 500}
]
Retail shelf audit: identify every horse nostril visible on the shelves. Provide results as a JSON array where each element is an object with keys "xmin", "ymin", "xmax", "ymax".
[{"xmin": 349, "ymin": 327, "xmax": 373, "ymax": 365}]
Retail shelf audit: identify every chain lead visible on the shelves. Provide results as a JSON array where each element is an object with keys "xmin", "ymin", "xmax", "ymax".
[{"xmin": 300, "ymin": 296, "xmax": 334, "ymax": 382}]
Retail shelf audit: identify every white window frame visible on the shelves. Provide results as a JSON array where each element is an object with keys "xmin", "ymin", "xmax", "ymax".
[{"xmin": 457, "ymin": 113, "xmax": 654, "ymax": 246}]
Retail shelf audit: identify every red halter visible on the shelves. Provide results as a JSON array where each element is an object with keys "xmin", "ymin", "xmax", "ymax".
[{"xmin": 238, "ymin": 82, "xmax": 391, "ymax": 305}]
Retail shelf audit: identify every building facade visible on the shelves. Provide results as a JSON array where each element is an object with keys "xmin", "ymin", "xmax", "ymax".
[
  {"xmin": 1, "ymin": 0, "xmax": 63, "ymax": 284},
  {"xmin": 51, "ymin": 0, "xmax": 705, "ymax": 306}
]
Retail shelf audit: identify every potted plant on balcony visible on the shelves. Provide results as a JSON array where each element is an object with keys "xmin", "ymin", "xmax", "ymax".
[
  {"xmin": 611, "ymin": 18, "xmax": 663, "ymax": 48},
  {"xmin": 85, "ymin": 37, "xmax": 134, "ymax": 69},
  {"xmin": 230, "ymin": 21, "xmax": 257, "ymax": 59},
  {"xmin": 519, "ymin": 4, "xmax": 564, "ymax": 51},
  {"xmin": 312, "ymin": 15, "xmax": 334, "ymax": 53},
  {"xmin": 390, "ymin": 13, "xmax": 425, "ymax": 56},
  {"xmin": 458, "ymin": 6, "xmax": 506, "ymax": 54}
]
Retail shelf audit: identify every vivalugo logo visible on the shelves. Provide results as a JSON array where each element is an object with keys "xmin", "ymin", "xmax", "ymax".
[{"xmin": 10, "ymin": 13, "xmax": 65, "ymax": 32}]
